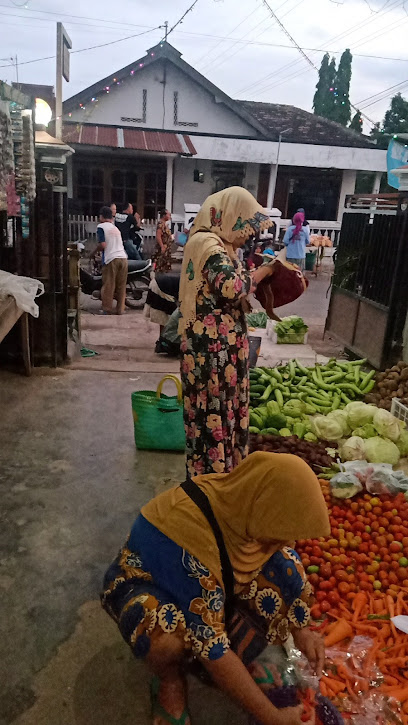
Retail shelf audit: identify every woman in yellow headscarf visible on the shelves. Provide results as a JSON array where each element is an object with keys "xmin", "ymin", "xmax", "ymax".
[
  {"xmin": 179, "ymin": 186, "xmax": 272, "ymax": 477},
  {"xmin": 101, "ymin": 452, "xmax": 330, "ymax": 725}
]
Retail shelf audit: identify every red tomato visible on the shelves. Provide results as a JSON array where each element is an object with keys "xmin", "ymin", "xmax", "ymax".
[
  {"xmin": 320, "ymin": 563, "xmax": 332, "ymax": 579},
  {"xmin": 319, "ymin": 581, "xmax": 332, "ymax": 591},
  {"xmin": 328, "ymin": 591, "xmax": 340, "ymax": 605},
  {"xmin": 334, "ymin": 570, "xmax": 348, "ymax": 582},
  {"xmin": 337, "ymin": 581, "xmax": 351, "ymax": 595},
  {"xmin": 320, "ymin": 600, "xmax": 331, "ymax": 613},
  {"xmin": 310, "ymin": 604, "xmax": 322, "ymax": 620},
  {"xmin": 390, "ymin": 541, "xmax": 403, "ymax": 553}
]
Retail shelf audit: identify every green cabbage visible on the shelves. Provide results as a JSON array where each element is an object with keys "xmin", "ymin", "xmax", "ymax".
[
  {"xmin": 351, "ymin": 424, "xmax": 377, "ymax": 439},
  {"xmin": 396, "ymin": 429, "xmax": 408, "ymax": 457},
  {"xmin": 312, "ymin": 415, "xmax": 344, "ymax": 441},
  {"xmin": 345, "ymin": 402, "xmax": 377, "ymax": 429},
  {"xmin": 373, "ymin": 409, "xmax": 401, "ymax": 442},
  {"xmin": 327, "ymin": 410, "xmax": 351, "ymax": 436},
  {"xmin": 341, "ymin": 436, "xmax": 366, "ymax": 461},
  {"xmin": 364, "ymin": 436, "xmax": 400, "ymax": 465},
  {"xmin": 282, "ymin": 399, "xmax": 305, "ymax": 419}
]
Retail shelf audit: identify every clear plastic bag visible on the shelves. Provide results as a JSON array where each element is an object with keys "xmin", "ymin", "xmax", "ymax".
[{"xmin": 0, "ymin": 270, "xmax": 44, "ymax": 318}]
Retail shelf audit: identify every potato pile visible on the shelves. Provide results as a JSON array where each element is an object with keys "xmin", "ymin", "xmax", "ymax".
[{"xmin": 365, "ymin": 361, "xmax": 408, "ymax": 411}]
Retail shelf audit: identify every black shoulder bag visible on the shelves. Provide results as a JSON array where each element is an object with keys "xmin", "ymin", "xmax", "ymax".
[
  {"xmin": 181, "ymin": 477, "xmax": 235, "ymax": 623},
  {"xmin": 181, "ymin": 478, "xmax": 267, "ymax": 666}
]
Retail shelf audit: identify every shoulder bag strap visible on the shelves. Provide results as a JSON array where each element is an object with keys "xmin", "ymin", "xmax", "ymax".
[{"xmin": 181, "ymin": 478, "xmax": 235, "ymax": 623}]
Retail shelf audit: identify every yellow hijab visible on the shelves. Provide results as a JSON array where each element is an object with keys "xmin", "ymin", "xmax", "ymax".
[
  {"xmin": 178, "ymin": 186, "xmax": 271, "ymax": 334},
  {"xmin": 142, "ymin": 451, "xmax": 330, "ymax": 587}
]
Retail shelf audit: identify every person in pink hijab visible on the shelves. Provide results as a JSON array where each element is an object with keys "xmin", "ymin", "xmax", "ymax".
[{"xmin": 283, "ymin": 211, "xmax": 310, "ymax": 270}]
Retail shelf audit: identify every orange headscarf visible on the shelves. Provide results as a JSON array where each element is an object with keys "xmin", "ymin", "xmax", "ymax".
[{"xmin": 142, "ymin": 452, "xmax": 330, "ymax": 587}]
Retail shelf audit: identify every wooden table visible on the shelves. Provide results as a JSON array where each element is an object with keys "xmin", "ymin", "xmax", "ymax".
[{"xmin": 0, "ymin": 295, "xmax": 32, "ymax": 375}]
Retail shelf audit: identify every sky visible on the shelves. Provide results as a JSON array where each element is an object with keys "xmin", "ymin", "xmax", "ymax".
[{"xmin": 0, "ymin": 0, "xmax": 408, "ymax": 133}]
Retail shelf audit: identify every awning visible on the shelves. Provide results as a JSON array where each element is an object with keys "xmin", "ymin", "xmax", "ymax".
[{"xmin": 62, "ymin": 124, "xmax": 196, "ymax": 155}]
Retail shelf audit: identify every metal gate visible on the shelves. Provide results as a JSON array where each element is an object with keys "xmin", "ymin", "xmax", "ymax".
[{"xmin": 326, "ymin": 196, "xmax": 408, "ymax": 369}]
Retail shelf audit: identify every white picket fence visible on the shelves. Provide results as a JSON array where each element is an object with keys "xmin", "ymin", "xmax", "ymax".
[
  {"xmin": 68, "ymin": 214, "xmax": 185, "ymax": 257},
  {"xmin": 280, "ymin": 219, "xmax": 341, "ymax": 246}
]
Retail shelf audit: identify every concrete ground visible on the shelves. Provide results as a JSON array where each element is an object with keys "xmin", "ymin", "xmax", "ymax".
[
  {"xmin": 0, "ymin": 369, "xmax": 246, "ymax": 725},
  {"xmin": 0, "ymin": 263, "xmax": 342, "ymax": 725}
]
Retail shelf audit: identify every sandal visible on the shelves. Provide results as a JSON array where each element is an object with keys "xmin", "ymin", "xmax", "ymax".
[{"xmin": 150, "ymin": 676, "xmax": 190, "ymax": 725}]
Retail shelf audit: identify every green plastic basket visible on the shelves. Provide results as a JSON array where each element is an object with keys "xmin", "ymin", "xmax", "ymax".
[
  {"xmin": 131, "ymin": 375, "xmax": 186, "ymax": 451},
  {"xmin": 276, "ymin": 331, "xmax": 307, "ymax": 344}
]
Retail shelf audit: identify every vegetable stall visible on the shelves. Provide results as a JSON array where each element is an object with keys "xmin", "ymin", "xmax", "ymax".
[{"xmin": 249, "ymin": 358, "xmax": 408, "ymax": 724}]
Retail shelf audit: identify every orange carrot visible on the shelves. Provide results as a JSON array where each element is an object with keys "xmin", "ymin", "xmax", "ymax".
[
  {"xmin": 379, "ymin": 686, "xmax": 408, "ymax": 702},
  {"xmin": 352, "ymin": 591, "xmax": 367, "ymax": 623},
  {"xmin": 320, "ymin": 679, "xmax": 328, "ymax": 697},
  {"xmin": 382, "ymin": 657, "xmax": 408, "ymax": 668},
  {"xmin": 386, "ymin": 594, "xmax": 397, "ymax": 638},
  {"xmin": 383, "ymin": 675, "xmax": 400, "ymax": 686},
  {"xmin": 323, "ymin": 677, "xmax": 346, "ymax": 694},
  {"xmin": 374, "ymin": 598, "xmax": 386, "ymax": 614},
  {"xmin": 324, "ymin": 618, "xmax": 353, "ymax": 647}
]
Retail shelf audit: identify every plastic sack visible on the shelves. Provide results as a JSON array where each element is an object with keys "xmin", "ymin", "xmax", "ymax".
[
  {"xmin": 0, "ymin": 270, "xmax": 44, "ymax": 318},
  {"xmin": 331, "ymin": 461, "xmax": 408, "ymax": 497},
  {"xmin": 330, "ymin": 472, "xmax": 363, "ymax": 499}
]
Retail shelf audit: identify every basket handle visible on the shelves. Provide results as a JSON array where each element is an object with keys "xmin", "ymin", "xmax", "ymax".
[{"xmin": 156, "ymin": 375, "xmax": 183, "ymax": 403}]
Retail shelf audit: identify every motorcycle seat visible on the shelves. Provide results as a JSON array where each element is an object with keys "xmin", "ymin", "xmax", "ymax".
[{"xmin": 127, "ymin": 259, "xmax": 152, "ymax": 273}]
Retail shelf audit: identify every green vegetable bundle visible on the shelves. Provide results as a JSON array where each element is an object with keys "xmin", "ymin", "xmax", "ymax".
[
  {"xmin": 246, "ymin": 311, "xmax": 268, "ymax": 329},
  {"xmin": 274, "ymin": 316, "xmax": 308, "ymax": 337},
  {"xmin": 249, "ymin": 358, "xmax": 375, "ymax": 437}
]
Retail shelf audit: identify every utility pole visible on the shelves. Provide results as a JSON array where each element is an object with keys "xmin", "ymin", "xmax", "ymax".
[
  {"xmin": 56, "ymin": 22, "xmax": 72, "ymax": 140},
  {"xmin": 164, "ymin": 20, "xmax": 168, "ymax": 41}
]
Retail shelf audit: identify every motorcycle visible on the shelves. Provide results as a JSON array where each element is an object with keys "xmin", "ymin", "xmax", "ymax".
[{"xmin": 80, "ymin": 258, "xmax": 153, "ymax": 308}]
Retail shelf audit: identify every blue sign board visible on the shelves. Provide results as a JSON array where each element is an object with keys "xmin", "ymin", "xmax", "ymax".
[{"xmin": 387, "ymin": 138, "xmax": 408, "ymax": 189}]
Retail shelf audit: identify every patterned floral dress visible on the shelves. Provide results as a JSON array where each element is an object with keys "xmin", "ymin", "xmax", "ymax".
[
  {"xmin": 154, "ymin": 220, "xmax": 173, "ymax": 274},
  {"xmin": 181, "ymin": 250, "xmax": 252, "ymax": 476},
  {"xmin": 101, "ymin": 514, "xmax": 313, "ymax": 664}
]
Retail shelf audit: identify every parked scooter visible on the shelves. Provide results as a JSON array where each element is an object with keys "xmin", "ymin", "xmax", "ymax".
[{"xmin": 80, "ymin": 258, "xmax": 153, "ymax": 308}]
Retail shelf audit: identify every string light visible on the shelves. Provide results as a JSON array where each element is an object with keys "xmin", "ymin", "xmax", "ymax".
[{"xmin": 70, "ymin": 48, "xmax": 151, "ymax": 110}]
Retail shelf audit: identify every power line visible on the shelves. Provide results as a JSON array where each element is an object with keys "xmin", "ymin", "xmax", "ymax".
[
  {"xmin": 258, "ymin": 0, "xmax": 377, "ymax": 125},
  {"xmin": 164, "ymin": 0, "xmax": 200, "ymax": 40},
  {"xmin": 260, "ymin": 0, "xmax": 318, "ymax": 70},
  {"xmin": 199, "ymin": 11, "xmax": 273, "ymax": 72},
  {"xmin": 0, "ymin": 3, "xmax": 154, "ymax": 29},
  {"xmin": 199, "ymin": 0, "xmax": 305, "ymax": 74},
  {"xmin": 192, "ymin": 5, "xmax": 264, "ymax": 67},
  {"xmin": 0, "ymin": 26, "xmax": 162, "ymax": 69},
  {"xmin": 357, "ymin": 77, "xmax": 408, "ymax": 107},
  {"xmin": 239, "ymin": 1, "xmax": 404, "ymax": 100},
  {"xmin": 236, "ymin": 0, "xmax": 401, "ymax": 96}
]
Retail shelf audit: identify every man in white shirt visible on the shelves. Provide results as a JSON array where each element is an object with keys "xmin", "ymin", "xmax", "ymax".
[{"xmin": 94, "ymin": 206, "xmax": 128, "ymax": 314}]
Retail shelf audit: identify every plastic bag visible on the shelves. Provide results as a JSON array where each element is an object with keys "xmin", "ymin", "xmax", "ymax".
[
  {"xmin": 0, "ymin": 270, "xmax": 44, "ymax": 318},
  {"xmin": 331, "ymin": 461, "xmax": 408, "ymax": 497},
  {"xmin": 330, "ymin": 472, "xmax": 363, "ymax": 499}
]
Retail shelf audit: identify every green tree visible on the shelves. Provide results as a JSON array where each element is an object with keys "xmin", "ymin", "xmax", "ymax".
[
  {"xmin": 349, "ymin": 110, "xmax": 363, "ymax": 133},
  {"xmin": 369, "ymin": 93, "xmax": 408, "ymax": 149},
  {"xmin": 335, "ymin": 49, "xmax": 352, "ymax": 126},
  {"xmin": 313, "ymin": 50, "xmax": 353, "ymax": 126},
  {"xmin": 313, "ymin": 53, "xmax": 336, "ymax": 118},
  {"xmin": 383, "ymin": 92, "xmax": 408, "ymax": 134}
]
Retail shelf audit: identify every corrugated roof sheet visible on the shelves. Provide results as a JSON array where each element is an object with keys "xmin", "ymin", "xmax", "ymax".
[{"xmin": 62, "ymin": 124, "xmax": 197, "ymax": 154}]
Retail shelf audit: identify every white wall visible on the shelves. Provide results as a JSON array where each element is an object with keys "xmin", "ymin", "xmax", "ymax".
[
  {"xmin": 173, "ymin": 158, "xmax": 213, "ymax": 215},
  {"xmin": 337, "ymin": 170, "xmax": 357, "ymax": 221},
  {"xmin": 193, "ymin": 136, "xmax": 387, "ymax": 172},
  {"xmin": 65, "ymin": 62, "xmax": 257, "ymax": 138},
  {"xmin": 172, "ymin": 159, "xmax": 260, "ymax": 216}
]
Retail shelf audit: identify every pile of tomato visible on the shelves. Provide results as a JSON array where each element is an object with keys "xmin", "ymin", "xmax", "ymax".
[{"xmin": 297, "ymin": 483, "xmax": 408, "ymax": 620}]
